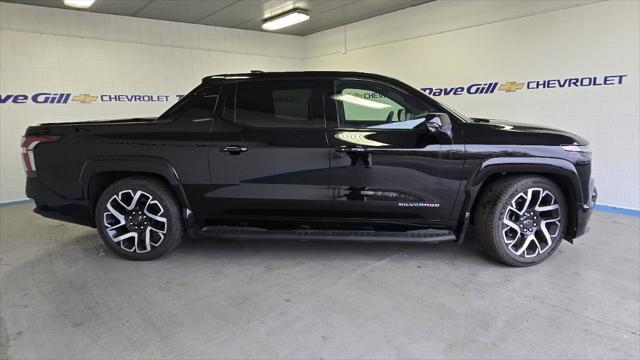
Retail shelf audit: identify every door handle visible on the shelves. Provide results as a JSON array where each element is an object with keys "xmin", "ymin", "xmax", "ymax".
[
  {"xmin": 335, "ymin": 145, "xmax": 367, "ymax": 153},
  {"xmin": 221, "ymin": 145, "xmax": 248, "ymax": 154}
]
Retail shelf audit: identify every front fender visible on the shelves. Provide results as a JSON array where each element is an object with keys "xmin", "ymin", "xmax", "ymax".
[
  {"xmin": 471, "ymin": 157, "xmax": 582, "ymax": 198},
  {"xmin": 457, "ymin": 157, "xmax": 584, "ymax": 238}
]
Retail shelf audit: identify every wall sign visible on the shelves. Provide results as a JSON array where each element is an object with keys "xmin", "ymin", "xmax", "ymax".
[
  {"xmin": 0, "ymin": 93, "xmax": 185, "ymax": 105},
  {"xmin": 421, "ymin": 74, "xmax": 627, "ymax": 96}
]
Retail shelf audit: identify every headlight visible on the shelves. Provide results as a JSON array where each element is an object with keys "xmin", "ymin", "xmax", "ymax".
[{"xmin": 561, "ymin": 144, "xmax": 592, "ymax": 153}]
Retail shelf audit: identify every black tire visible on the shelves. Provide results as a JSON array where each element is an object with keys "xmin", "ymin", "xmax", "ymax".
[
  {"xmin": 474, "ymin": 175, "xmax": 567, "ymax": 267},
  {"xmin": 95, "ymin": 176, "xmax": 184, "ymax": 260}
]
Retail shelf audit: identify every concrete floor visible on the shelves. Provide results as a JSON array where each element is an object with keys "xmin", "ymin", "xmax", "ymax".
[{"xmin": 0, "ymin": 204, "xmax": 638, "ymax": 359}]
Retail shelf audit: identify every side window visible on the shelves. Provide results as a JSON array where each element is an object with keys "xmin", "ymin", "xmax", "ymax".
[
  {"xmin": 216, "ymin": 82, "xmax": 235, "ymax": 122},
  {"xmin": 174, "ymin": 87, "xmax": 219, "ymax": 123},
  {"xmin": 234, "ymin": 80, "xmax": 323, "ymax": 128},
  {"xmin": 212, "ymin": 82, "xmax": 239, "ymax": 133},
  {"xmin": 159, "ymin": 83, "xmax": 220, "ymax": 123},
  {"xmin": 332, "ymin": 80, "xmax": 429, "ymax": 128}
]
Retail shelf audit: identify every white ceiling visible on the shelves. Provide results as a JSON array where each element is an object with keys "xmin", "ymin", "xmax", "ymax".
[{"xmin": 1, "ymin": 0, "xmax": 434, "ymax": 36}]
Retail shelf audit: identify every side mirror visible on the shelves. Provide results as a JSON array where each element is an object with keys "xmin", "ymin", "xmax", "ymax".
[
  {"xmin": 426, "ymin": 116, "xmax": 443, "ymax": 132},
  {"xmin": 365, "ymin": 112, "xmax": 451, "ymax": 136},
  {"xmin": 420, "ymin": 113, "xmax": 452, "ymax": 140}
]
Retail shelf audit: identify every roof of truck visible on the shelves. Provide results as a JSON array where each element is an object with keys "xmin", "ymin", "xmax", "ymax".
[{"xmin": 202, "ymin": 71, "xmax": 401, "ymax": 83}]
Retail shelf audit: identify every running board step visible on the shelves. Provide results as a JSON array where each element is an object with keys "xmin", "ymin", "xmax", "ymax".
[{"xmin": 197, "ymin": 227, "xmax": 457, "ymax": 243}]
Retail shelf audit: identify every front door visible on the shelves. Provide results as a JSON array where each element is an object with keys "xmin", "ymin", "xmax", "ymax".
[
  {"xmin": 326, "ymin": 79, "xmax": 463, "ymax": 230},
  {"xmin": 207, "ymin": 79, "xmax": 330, "ymax": 229}
]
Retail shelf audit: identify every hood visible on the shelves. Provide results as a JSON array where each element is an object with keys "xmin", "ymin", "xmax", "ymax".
[{"xmin": 464, "ymin": 117, "xmax": 589, "ymax": 146}]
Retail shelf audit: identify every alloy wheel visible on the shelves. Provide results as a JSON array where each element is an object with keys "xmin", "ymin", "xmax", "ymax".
[
  {"xmin": 103, "ymin": 190, "xmax": 167, "ymax": 253},
  {"xmin": 501, "ymin": 187, "xmax": 561, "ymax": 258}
]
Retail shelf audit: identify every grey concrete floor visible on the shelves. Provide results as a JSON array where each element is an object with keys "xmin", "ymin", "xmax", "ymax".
[{"xmin": 0, "ymin": 203, "xmax": 638, "ymax": 359}]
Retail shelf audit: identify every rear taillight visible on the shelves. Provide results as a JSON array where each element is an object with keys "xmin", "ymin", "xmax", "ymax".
[{"xmin": 21, "ymin": 135, "xmax": 60, "ymax": 176}]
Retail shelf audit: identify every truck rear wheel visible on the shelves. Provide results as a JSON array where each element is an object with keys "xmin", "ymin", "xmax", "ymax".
[
  {"xmin": 474, "ymin": 176, "xmax": 567, "ymax": 267},
  {"xmin": 95, "ymin": 176, "xmax": 184, "ymax": 260}
]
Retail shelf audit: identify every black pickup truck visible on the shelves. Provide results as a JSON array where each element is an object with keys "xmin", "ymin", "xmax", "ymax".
[{"xmin": 23, "ymin": 71, "xmax": 596, "ymax": 266}]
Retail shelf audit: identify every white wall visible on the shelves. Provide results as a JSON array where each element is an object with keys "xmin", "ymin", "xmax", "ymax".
[
  {"xmin": 304, "ymin": 0, "xmax": 640, "ymax": 210},
  {"xmin": 1, "ymin": 1, "xmax": 639, "ymax": 210},
  {"xmin": 0, "ymin": 2, "xmax": 304, "ymax": 202}
]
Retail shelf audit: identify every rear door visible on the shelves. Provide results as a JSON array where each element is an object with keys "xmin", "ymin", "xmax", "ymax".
[
  {"xmin": 207, "ymin": 78, "xmax": 331, "ymax": 229},
  {"xmin": 326, "ymin": 78, "xmax": 463, "ymax": 229}
]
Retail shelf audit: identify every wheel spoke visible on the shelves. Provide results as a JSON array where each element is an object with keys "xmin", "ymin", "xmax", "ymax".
[
  {"xmin": 118, "ymin": 190, "xmax": 136, "ymax": 208},
  {"xmin": 135, "ymin": 231, "xmax": 151, "ymax": 253},
  {"xmin": 535, "ymin": 190, "xmax": 559, "ymax": 213},
  {"xmin": 512, "ymin": 192, "xmax": 529, "ymax": 214},
  {"xmin": 145, "ymin": 200, "xmax": 164, "ymax": 216},
  {"xmin": 112, "ymin": 230, "xmax": 137, "ymax": 243},
  {"xmin": 146, "ymin": 227, "xmax": 164, "ymax": 247},
  {"xmin": 131, "ymin": 191, "xmax": 151, "ymax": 211},
  {"xmin": 147, "ymin": 218, "xmax": 167, "ymax": 233},
  {"xmin": 106, "ymin": 223, "xmax": 128, "ymax": 238},
  {"xmin": 106, "ymin": 197, "xmax": 128, "ymax": 221},
  {"xmin": 512, "ymin": 234, "xmax": 535, "ymax": 256},
  {"xmin": 503, "ymin": 217, "xmax": 520, "ymax": 231},
  {"xmin": 502, "ymin": 218, "xmax": 521, "ymax": 243},
  {"xmin": 524, "ymin": 189, "xmax": 537, "ymax": 212},
  {"xmin": 541, "ymin": 218, "xmax": 561, "ymax": 239},
  {"xmin": 527, "ymin": 236, "xmax": 541, "ymax": 257},
  {"xmin": 536, "ymin": 204, "xmax": 559, "ymax": 212},
  {"xmin": 505, "ymin": 206, "xmax": 520, "ymax": 218},
  {"xmin": 104, "ymin": 211, "xmax": 122, "ymax": 228}
]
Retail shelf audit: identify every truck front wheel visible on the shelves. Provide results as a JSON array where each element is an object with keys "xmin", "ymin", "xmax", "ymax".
[
  {"xmin": 474, "ymin": 176, "xmax": 567, "ymax": 267},
  {"xmin": 95, "ymin": 176, "xmax": 184, "ymax": 260}
]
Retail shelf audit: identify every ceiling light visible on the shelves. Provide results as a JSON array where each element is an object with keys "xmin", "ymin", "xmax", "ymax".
[
  {"xmin": 63, "ymin": 0, "xmax": 95, "ymax": 9},
  {"xmin": 334, "ymin": 131, "xmax": 389, "ymax": 147},
  {"xmin": 262, "ymin": 9, "xmax": 309, "ymax": 31},
  {"xmin": 331, "ymin": 94, "xmax": 391, "ymax": 109}
]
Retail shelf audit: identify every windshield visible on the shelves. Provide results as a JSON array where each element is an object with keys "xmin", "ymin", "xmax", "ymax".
[{"xmin": 431, "ymin": 98, "xmax": 471, "ymax": 122}]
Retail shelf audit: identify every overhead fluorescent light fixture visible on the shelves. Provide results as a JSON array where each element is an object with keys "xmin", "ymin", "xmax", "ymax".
[
  {"xmin": 63, "ymin": 0, "xmax": 95, "ymax": 8},
  {"xmin": 262, "ymin": 9, "xmax": 309, "ymax": 31}
]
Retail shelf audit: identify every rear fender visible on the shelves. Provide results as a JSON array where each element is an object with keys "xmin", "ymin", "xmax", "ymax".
[{"xmin": 79, "ymin": 156, "xmax": 191, "ymax": 217}]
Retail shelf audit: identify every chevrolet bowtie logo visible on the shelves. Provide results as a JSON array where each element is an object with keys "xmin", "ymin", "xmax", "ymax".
[
  {"xmin": 498, "ymin": 81, "xmax": 525, "ymax": 92},
  {"xmin": 72, "ymin": 94, "xmax": 97, "ymax": 103}
]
